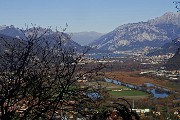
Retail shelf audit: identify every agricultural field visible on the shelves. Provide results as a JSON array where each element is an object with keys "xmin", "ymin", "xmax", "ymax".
[
  {"xmin": 89, "ymin": 81, "xmax": 149, "ymax": 99},
  {"xmin": 105, "ymin": 71, "xmax": 180, "ymax": 99},
  {"xmin": 109, "ymin": 90, "xmax": 148, "ymax": 97},
  {"xmin": 105, "ymin": 71, "xmax": 178, "ymax": 91}
]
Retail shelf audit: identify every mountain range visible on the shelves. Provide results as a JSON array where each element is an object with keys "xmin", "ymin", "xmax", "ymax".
[
  {"xmin": 1, "ymin": 12, "xmax": 180, "ymax": 55},
  {"xmin": 90, "ymin": 12, "xmax": 180, "ymax": 53},
  {"xmin": 0, "ymin": 25, "xmax": 83, "ymax": 51}
]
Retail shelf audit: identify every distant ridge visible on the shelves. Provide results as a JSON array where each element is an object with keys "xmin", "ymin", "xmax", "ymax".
[
  {"xmin": 0, "ymin": 25, "xmax": 83, "ymax": 51},
  {"xmin": 71, "ymin": 31, "xmax": 103, "ymax": 46},
  {"xmin": 89, "ymin": 12, "xmax": 180, "ymax": 52}
]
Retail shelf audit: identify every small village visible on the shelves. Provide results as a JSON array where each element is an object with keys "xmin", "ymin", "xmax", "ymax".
[{"xmin": 140, "ymin": 67, "xmax": 180, "ymax": 81}]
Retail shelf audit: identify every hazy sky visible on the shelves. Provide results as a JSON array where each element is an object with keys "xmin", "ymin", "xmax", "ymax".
[{"xmin": 0, "ymin": 0, "xmax": 177, "ymax": 33}]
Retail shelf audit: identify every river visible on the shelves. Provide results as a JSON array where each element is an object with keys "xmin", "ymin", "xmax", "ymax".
[{"xmin": 104, "ymin": 78, "xmax": 170, "ymax": 98}]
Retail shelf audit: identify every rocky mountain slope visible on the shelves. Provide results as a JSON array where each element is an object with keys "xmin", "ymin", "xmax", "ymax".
[
  {"xmin": 165, "ymin": 38, "xmax": 180, "ymax": 70},
  {"xmin": 147, "ymin": 37, "xmax": 180, "ymax": 56},
  {"xmin": 0, "ymin": 25, "xmax": 24, "ymax": 39},
  {"xmin": 90, "ymin": 12, "xmax": 180, "ymax": 52}
]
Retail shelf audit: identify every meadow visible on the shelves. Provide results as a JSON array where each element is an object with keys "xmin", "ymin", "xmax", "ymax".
[{"xmin": 91, "ymin": 81, "xmax": 149, "ymax": 98}]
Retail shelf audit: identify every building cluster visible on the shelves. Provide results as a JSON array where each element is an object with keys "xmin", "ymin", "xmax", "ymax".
[
  {"xmin": 81, "ymin": 52, "xmax": 175, "ymax": 66},
  {"xmin": 134, "ymin": 53, "xmax": 174, "ymax": 65},
  {"xmin": 132, "ymin": 108, "xmax": 180, "ymax": 119},
  {"xmin": 140, "ymin": 67, "xmax": 180, "ymax": 81}
]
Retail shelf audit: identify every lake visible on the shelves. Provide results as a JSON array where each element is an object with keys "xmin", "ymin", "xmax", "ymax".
[{"xmin": 85, "ymin": 53, "xmax": 128, "ymax": 59}]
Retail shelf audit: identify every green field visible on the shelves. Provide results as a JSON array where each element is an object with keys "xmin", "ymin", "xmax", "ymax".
[
  {"xmin": 109, "ymin": 90, "xmax": 148, "ymax": 97},
  {"xmin": 89, "ymin": 81, "xmax": 149, "ymax": 98}
]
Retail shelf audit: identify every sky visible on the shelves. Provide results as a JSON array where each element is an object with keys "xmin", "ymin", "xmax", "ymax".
[{"xmin": 0, "ymin": 0, "xmax": 177, "ymax": 33}]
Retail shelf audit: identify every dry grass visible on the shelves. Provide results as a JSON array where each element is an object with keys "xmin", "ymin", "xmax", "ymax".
[{"xmin": 105, "ymin": 71, "xmax": 173, "ymax": 90}]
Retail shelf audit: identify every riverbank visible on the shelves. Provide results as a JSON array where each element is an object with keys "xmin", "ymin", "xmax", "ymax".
[
  {"xmin": 88, "ymin": 81, "xmax": 149, "ymax": 99},
  {"xmin": 105, "ymin": 71, "xmax": 176, "ymax": 91}
]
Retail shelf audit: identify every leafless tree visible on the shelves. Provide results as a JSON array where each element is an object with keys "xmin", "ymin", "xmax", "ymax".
[{"xmin": 0, "ymin": 26, "xmax": 106, "ymax": 120}]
